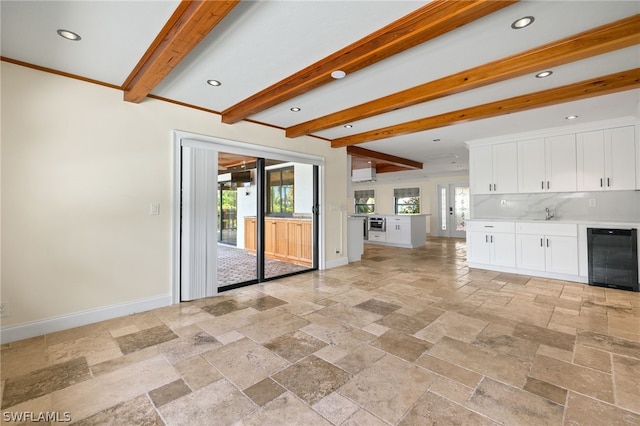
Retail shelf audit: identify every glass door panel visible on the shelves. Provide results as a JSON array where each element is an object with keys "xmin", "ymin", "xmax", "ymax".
[
  {"xmin": 216, "ymin": 152, "xmax": 258, "ymax": 289},
  {"xmin": 264, "ymin": 161, "xmax": 314, "ymax": 280},
  {"xmin": 437, "ymin": 183, "xmax": 469, "ymax": 238},
  {"xmin": 216, "ymin": 154, "xmax": 316, "ymax": 290}
]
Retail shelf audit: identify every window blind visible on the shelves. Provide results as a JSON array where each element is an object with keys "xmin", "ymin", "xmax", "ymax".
[
  {"xmin": 354, "ymin": 190, "xmax": 375, "ymax": 199},
  {"xmin": 394, "ymin": 187, "xmax": 419, "ymax": 198}
]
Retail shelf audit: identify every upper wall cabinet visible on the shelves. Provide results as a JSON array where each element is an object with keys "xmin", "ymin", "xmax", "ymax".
[
  {"xmin": 517, "ymin": 134, "xmax": 577, "ymax": 193},
  {"xmin": 470, "ymin": 142, "xmax": 518, "ymax": 195},
  {"xmin": 577, "ymin": 126, "xmax": 636, "ymax": 191}
]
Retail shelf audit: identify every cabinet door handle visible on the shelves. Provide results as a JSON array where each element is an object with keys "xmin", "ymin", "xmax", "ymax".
[
  {"xmin": 546, "ymin": 239, "xmax": 549, "ymax": 247},
  {"xmin": 541, "ymin": 181, "xmax": 544, "ymax": 190},
  {"xmin": 607, "ymin": 178, "xmax": 610, "ymax": 187},
  {"xmin": 547, "ymin": 181, "xmax": 550, "ymax": 190},
  {"xmin": 600, "ymin": 178, "xmax": 603, "ymax": 188},
  {"xmin": 493, "ymin": 184, "xmax": 497, "ymax": 191},
  {"xmin": 490, "ymin": 235, "xmax": 494, "ymax": 243},
  {"xmin": 540, "ymin": 238, "xmax": 543, "ymax": 247},
  {"xmin": 489, "ymin": 184, "xmax": 492, "ymax": 192},
  {"xmin": 485, "ymin": 235, "xmax": 488, "ymax": 243}
]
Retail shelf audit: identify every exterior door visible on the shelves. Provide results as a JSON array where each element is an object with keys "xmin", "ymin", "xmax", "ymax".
[{"xmin": 438, "ymin": 183, "xmax": 469, "ymax": 238}]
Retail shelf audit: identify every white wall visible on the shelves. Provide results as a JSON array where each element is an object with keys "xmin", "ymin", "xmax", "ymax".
[
  {"xmin": 0, "ymin": 62, "xmax": 347, "ymax": 334},
  {"xmin": 351, "ymin": 173, "xmax": 469, "ymax": 234}
]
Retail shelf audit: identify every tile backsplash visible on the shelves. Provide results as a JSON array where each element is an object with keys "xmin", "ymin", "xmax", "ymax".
[{"xmin": 472, "ymin": 190, "xmax": 640, "ymax": 223}]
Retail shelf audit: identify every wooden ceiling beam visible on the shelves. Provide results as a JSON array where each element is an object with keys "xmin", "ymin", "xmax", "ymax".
[
  {"xmin": 220, "ymin": 0, "xmax": 517, "ymax": 124},
  {"xmin": 347, "ymin": 146, "xmax": 422, "ymax": 170},
  {"xmin": 123, "ymin": 0, "xmax": 239, "ymax": 103},
  {"xmin": 288, "ymin": 14, "xmax": 640, "ymax": 138},
  {"xmin": 331, "ymin": 68, "xmax": 640, "ymax": 148}
]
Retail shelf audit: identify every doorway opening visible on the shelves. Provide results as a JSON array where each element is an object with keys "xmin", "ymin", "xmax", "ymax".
[
  {"xmin": 437, "ymin": 183, "xmax": 469, "ymax": 238},
  {"xmin": 174, "ymin": 132, "xmax": 323, "ymax": 302}
]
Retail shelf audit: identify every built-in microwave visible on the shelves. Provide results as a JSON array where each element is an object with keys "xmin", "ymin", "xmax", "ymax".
[{"xmin": 369, "ymin": 216, "xmax": 386, "ymax": 232}]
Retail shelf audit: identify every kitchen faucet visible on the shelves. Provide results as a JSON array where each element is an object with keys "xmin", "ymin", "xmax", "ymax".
[{"xmin": 545, "ymin": 208, "xmax": 554, "ymax": 221}]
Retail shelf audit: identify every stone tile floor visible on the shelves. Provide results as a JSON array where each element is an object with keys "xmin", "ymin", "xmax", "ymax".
[{"xmin": 2, "ymin": 238, "xmax": 639, "ymax": 425}]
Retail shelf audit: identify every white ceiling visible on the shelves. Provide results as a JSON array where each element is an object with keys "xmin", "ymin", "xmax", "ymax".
[{"xmin": 2, "ymin": 0, "xmax": 639, "ymax": 181}]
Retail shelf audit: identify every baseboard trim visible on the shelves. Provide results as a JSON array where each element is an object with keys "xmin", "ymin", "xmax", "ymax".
[
  {"xmin": 0, "ymin": 294, "xmax": 172, "ymax": 344},
  {"xmin": 323, "ymin": 257, "xmax": 349, "ymax": 269}
]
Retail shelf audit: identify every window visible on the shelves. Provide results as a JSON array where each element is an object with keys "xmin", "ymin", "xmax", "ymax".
[
  {"xmin": 394, "ymin": 187, "xmax": 420, "ymax": 214},
  {"xmin": 354, "ymin": 189, "xmax": 375, "ymax": 213},
  {"xmin": 267, "ymin": 166, "xmax": 294, "ymax": 214}
]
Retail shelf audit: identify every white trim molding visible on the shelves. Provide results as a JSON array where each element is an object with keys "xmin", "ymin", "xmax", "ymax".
[{"xmin": 0, "ymin": 294, "xmax": 171, "ymax": 344}]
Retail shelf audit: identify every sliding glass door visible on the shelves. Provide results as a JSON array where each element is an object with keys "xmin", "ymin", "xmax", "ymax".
[{"xmin": 178, "ymin": 136, "xmax": 320, "ymax": 300}]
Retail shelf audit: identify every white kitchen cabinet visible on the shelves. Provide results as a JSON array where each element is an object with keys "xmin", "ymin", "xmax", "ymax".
[
  {"xmin": 386, "ymin": 216, "xmax": 412, "ymax": 245},
  {"xmin": 470, "ymin": 142, "xmax": 518, "ymax": 194},
  {"xmin": 515, "ymin": 222, "xmax": 578, "ymax": 275},
  {"xmin": 366, "ymin": 215, "xmax": 427, "ymax": 248},
  {"xmin": 518, "ymin": 134, "xmax": 576, "ymax": 193},
  {"xmin": 368, "ymin": 230, "xmax": 387, "ymax": 243},
  {"xmin": 577, "ymin": 126, "xmax": 636, "ymax": 191},
  {"xmin": 467, "ymin": 221, "xmax": 516, "ymax": 267}
]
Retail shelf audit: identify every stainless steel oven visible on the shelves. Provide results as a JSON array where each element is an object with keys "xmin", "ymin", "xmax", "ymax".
[{"xmin": 368, "ymin": 216, "xmax": 386, "ymax": 232}]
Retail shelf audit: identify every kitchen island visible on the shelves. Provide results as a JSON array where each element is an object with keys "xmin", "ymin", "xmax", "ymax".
[{"xmin": 366, "ymin": 214, "xmax": 429, "ymax": 249}]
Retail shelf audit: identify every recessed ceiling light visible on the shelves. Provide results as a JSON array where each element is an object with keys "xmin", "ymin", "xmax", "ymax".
[
  {"xmin": 535, "ymin": 70, "xmax": 553, "ymax": 78},
  {"xmin": 344, "ymin": 124, "xmax": 353, "ymax": 128},
  {"xmin": 565, "ymin": 115, "xmax": 579, "ymax": 120},
  {"xmin": 331, "ymin": 70, "xmax": 346, "ymax": 79},
  {"xmin": 57, "ymin": 29, "xmax": 81, "ymax": 41},
  {"xmin": 207, "ymin": 79, "xmax": 221, "ymax": 86},
  {"xmin": 290, "ymin": 107, "xmax": 301, "ymax": 112},
  {"xmin": 511, "ymin": 16, "xmax": 534, "ymax": 29}
]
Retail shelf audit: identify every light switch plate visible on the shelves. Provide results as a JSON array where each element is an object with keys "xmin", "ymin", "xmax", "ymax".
[{"xmin": 150, "ymin": 203, "xmax": 160, "ymax": 215}]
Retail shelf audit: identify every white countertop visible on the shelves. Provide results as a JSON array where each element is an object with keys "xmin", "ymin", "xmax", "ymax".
[{"xmin": 468, "ymin": 218, "xmax": 640, "ymax": 227}]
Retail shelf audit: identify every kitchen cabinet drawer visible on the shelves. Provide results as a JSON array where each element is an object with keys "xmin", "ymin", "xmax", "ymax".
[
  {"xmin": 368, "ymin": 230, "xmax": 387, "ymax": 242},
  {"xmin": 467, "ymin": 221, "xmax": 515, "ymax": 233}
]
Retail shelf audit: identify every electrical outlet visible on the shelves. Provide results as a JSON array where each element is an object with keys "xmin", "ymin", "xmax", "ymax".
[
  {"xmin": 588, "ymin": 199, "xmax": 597, "ymax": 207},
  {"xmin": 0, "ymin": 302, "xmax": 8, "ymax": 318}
]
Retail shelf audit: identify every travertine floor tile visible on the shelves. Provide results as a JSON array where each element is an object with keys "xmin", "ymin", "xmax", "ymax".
[
  {"xmin": 2, "ymin": 358, "xmax": 91, "ymax": 409},
  {"xmin": 73, "ymin": 394, "xmax": 162, "ymax": 426},
  {"xmin": 414, "ymin": 311, "xmax": 488, "ymax": 344},
  {"xmin": 172, "ymin": 354, "xmax": 222, "ymax": 391},
  {"xmin": 264, "ymin": 330, "xmax": 327, "ymax": 363},
  {"xmin": 159, "ymin": 379, "xmax": 254, "ymax": 426},
  {"xmin": 565, "ymin": 392, "xmax": 640, "ymax": 425},
  {"xmin": 238, "ymin": 392, "xmax": 331, "ymax": 426},
  {"xmin": 529, "ymin": 354, "xmax": 614, "ymax": 403},
  {"xmin": 272, "ymin": 355, "xmax": 351, "ymax": 405},
  {"xmin": 338, "ymin": 354, "xmax": 436, "ymax": 424},
  {"xmin": 466, "ymin": 377, "xmax": 564, "ymax": 426},
  {"xmin": 243, "ymin": 377, "xmax": 286, "ymax": 407},
  {"xmin": 202, "ymin": 338, "xmax": 288, "ymax": 389},
  {"xmin": 400, "ymin": 391, "xmax": 495, "ymax": 426},
  {"xmin": 4, "ymin": 237, "xmax": 639, "ymax": 425},
  {"xmin": 428, "ymin": 336, "xmax": 530, "ymax": 387},
  {"xmin": 371, "ymin": 329, "xmax": 432, "ymax": 362},
  {"xmin": 312, "ymin": 392, "xmax": 360, "ymax": 425}
]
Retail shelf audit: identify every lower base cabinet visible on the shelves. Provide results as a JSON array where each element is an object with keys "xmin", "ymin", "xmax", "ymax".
[
  {"xmin": 515, "ymin": 222, "xmax": 578, "ymax": 275},
  {"xmin": 468, "ymin": 220, "xmax": 579, "ymax": 279},
  {"xmin": 466, "ymin": 221, "xmax": 516, "ymax": 267}
]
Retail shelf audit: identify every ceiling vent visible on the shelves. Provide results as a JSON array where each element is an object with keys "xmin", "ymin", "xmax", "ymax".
[{"xmin": 352, "ymin": 167, "xmax": 377, "ymax": 182}]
